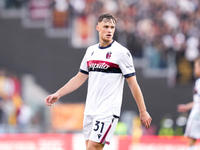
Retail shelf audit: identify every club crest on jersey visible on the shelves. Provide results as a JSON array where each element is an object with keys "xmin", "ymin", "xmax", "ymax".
[{"xmin": 106, "ymin": 51, "xmax": 112, "ymax": 59}]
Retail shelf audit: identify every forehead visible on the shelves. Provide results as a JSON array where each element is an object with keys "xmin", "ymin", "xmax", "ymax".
[{"xmin": 98, "ymin": 18, "xmax": 116, "ymax": 26}]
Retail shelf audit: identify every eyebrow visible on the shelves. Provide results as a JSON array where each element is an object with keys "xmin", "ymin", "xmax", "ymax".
[{"xmin": 103, "ymin": 24, "xmax": 115, "ymax": 28}]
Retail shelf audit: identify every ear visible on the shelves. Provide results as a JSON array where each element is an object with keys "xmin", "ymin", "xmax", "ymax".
[{"xmin": 96, "ymin": 25, "xmax": 100, "ymax": 32}]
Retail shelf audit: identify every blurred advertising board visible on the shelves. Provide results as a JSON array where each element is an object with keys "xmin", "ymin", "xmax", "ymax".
[
  {"xmin": 0, "ymin": 135, "xmax": 199, "ymax": 150},
  {"xmin": 50, "ymin": 103, "xmax": 85, "ymax": 132},
  {"xmin": 0, "ymin": 134, "xmax": 72, "ymax": 150}
]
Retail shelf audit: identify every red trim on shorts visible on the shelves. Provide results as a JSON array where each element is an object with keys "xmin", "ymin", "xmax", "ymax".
[
  {"xmin": 100, "ymin": 124, "xmax": 112, "ymax": 144},
  {"xmin": 105, "ymin": 141, "xmax": 110, "ymax": 145}
]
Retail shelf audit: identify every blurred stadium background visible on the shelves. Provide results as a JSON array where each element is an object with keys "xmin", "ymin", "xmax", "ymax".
[{"xmin": 0, "ymin": 0, "xmax": 200, "ymax": 149}]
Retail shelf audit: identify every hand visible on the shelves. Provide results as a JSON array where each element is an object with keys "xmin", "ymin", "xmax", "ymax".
[
  {"xmin": 45, "ymin": 93, "xmax": 60, "ymax": 106},
  {"xmin": 140, "ymin": 111, "xmax": 152, "ymax": 129},
  {"xmin": 177, "ymin": 104, "xmax": 188, "ymax": 112}
]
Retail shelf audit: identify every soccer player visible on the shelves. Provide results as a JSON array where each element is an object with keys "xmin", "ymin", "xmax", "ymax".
[
  {"xmin": 45, "ymin": 13, "xmax": 152, "ymax": 150},
  {"xmin": 177, "ymin": 57, "xmax": 200, "ymax": 150}
]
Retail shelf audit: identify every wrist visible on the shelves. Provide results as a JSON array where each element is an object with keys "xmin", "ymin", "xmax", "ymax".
[
  {"xmin": 55, "ymin": 91, "xmax": 62, "ymax": 98},
  {"xmin": 139, "ymin": 109, "xmax": 147, "ymax": 114}
]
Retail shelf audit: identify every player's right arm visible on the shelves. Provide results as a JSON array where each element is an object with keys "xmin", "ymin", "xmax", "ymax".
[
  {"xmin": 177, "ymin": 102, "xmax": 194, "ymax": 112},
  {"xmin": 45, "ymin": 71, "xmax": 88, "ymax": 106}
]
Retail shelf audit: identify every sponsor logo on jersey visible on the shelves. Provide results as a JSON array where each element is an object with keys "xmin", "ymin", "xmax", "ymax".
[
  {"xmin": 87, "ymin": 60, "xmax": 122, "ymax": 73},
  {"xmin": 88, "ymin": 62, "xmax": 110, "ymax": 70},
  {"xmin": 106, "ymin": 51, "xmax": 112, "ymax": 59}
]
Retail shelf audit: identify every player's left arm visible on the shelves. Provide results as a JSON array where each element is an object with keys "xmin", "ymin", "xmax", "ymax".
[
  {"xmin": 177, "ymin": 102, "xmax": 194, "ymax": 112},
  {"xmin": 126, "ymin": 75, "xmax": 152, "ymax": 129}
]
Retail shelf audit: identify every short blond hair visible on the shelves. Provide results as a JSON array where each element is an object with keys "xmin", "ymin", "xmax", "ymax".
[{"xmin": 98, "ymin": 13, "xmax": 117, "ymax": 24}]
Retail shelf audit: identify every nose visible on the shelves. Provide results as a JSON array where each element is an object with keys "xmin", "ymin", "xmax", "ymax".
[{"xmin": 108, "ymin": 27, "xmax": 112, "ymax": 32}]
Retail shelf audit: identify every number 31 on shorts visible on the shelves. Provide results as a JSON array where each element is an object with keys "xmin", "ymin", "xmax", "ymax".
[{"xmin": 94, "ymin": 121, "xmax": 105, "ymax": 133}]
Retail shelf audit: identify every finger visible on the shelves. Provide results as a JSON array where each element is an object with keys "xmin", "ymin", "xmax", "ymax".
[
  {"xmin": 145, "ymin": 120, "xmax": 151, "ymax": 129},
  {"xmin": 146, "ymin": 125, "xmax": 150, "ymax": 129},
  {"xmin": 45, "ymin": 100, "xmax": 51, "ymax": 106},
  {"xmin": 142, "ymin": 121, "xmax": 147, "ymax": 129},
  {"xmin": 46, "ymin": 96, "xmax": 52, "ymax": 106},
  {"xmin": 48, "ymin": 97, "xmax": 52, "ymax": 106},
  {"xmin": 45, "ymin": 99, "xmax": 49, "ymax": 106},
  {"xmin": 145, "ymin": 122, "xmax": 150, "ymax": 129},
  {"xmin": 141, "ymin": 120, "xmax": 144, "ymax": 125}
]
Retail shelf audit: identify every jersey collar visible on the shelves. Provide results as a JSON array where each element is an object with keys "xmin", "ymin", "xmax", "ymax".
[{"xmin": 98, "ymin": 40, "xmax": 115, "ymax": 49}]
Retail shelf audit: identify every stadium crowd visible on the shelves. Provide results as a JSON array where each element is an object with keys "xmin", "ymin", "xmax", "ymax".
[
  {"xmin": 81, "ymin": 0, "xmax": 200, "ymax": 68},
  {"xmin": 3, "ymin": 0, "xmax": 200, "ymax": 67}
]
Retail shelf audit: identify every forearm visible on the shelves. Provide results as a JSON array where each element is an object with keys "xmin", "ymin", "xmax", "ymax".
[
  {"xmin": 185, "ymin": 102, "xmax": 194, "ymax": 110},
  {"xmin": 131, "ymin": 84, "xmax": 146, "ymax": 113},
  {"xmin": 177, "ymin": 101, "xmax": 194, "ymax": 112},
  {"xmin": 126, "ymin": 76, "xmax": 147, "ymax": 113},
  {"xmin": 56, "ymin": 72, "xmax": 88, "ymax": 98}
]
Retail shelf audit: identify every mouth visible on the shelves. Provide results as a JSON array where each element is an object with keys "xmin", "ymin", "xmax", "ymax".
[{"xmin": 106, "ymin": 34, "xmax": 112, "ymax": 37}]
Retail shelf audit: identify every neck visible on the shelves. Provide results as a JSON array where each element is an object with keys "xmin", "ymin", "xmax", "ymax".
[{"xmin": 99, "ymin": 39, "xmax": 113, "ymax": 47}]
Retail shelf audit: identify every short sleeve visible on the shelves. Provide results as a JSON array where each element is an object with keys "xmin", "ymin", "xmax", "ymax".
[
  {"xmin": 80, "ymin": 50, "xmax": 89, "ymax": 75},
  {"xmin": 118, "ymin": 49, "xmax": 135, "ymax": 78}
]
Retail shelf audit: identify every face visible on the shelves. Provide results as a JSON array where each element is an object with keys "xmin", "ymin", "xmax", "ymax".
[
  {"xmin": 96, "ymin": 18, "xmax": 116, "ymax": 43},
  {"xmin": 194, "ymin": 61, "xmax": 200, "ymax": 78}
]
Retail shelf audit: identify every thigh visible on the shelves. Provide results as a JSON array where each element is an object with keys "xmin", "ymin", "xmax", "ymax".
[
  {"xmin": 83, "ymin": 115, "xmax": 93, "ymax": 140},
  {"xmin": 90, "ymin": 115, "xmax": 119, "ymax": 145},
  {"xmin": 87, "ymin": 140, "xmax": 104, "ymax": 150}
]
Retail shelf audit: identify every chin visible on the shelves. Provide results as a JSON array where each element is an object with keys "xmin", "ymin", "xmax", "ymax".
[{"xmin": 104, "ymin": 38, "xmax": 112, "ymax": 42}]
